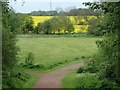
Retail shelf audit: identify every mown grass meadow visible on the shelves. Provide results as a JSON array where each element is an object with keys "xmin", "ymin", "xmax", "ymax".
[{"xmin": 17, "ymin": 35, "xmax": 100, "ymax": 70}]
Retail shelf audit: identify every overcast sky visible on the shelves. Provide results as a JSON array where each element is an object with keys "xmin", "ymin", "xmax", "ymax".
[{"xmin": 9, "ymin": 0, "xmax": 99, "ymax": 13}]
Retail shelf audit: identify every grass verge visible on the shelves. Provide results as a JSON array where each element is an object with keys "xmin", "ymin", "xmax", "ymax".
[{"xmin": 22, "ymin": 75, "xmax": 38, "ymax": 88}]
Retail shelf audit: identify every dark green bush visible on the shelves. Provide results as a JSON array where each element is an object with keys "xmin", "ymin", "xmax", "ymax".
[
  {"xmin": 76, "ymin": 74, "xmax": 119, "ymax": 89},
  {"xmin": 75, "ymin": 57, "xmax": 79, "ymax": 60},
  {"xmin": 100, "ymin": 79, "xmax": 119, "ymax": 89},
  {"xmin": 78, "ymin": 21, "xmax": 86, "ymax": 25},
  {"xmin": 2, "ymin": 71, "xmax": 30, "ymax": 88},
  {"xmin": 23, "ymin": 64, "xmax": 45, "ymax": 69},
  {"xmin": 58, "ymin": 62, "xmax": 63, "ymax": 64},
  {"xmin": 77, "ymin": 59, "xmax": 98, "ymax": 74},
  {"xmin": 81, "ymin": 56, "xmax": 85, "ymax": 59},
  {"xmin": 48, "ymin": 65, "xmax": 53, "ymax": 69},
  {"xmin": 76, "ymin": 74, "xmax": 101, "ymax": 89},
  {"xmin": 23, "ymin": 52, "xmax": 46, "ymax": 69},
  {"xmin": 65, "ymin": 60, "xmax": 68, "ymax": 62},
  {"xmin": 77, "ymin": 67, "xmax": 84, "ymax": 73},
  {"xmin": 2, "ymin": 77, "xmax": 23, "ymax": 88}
]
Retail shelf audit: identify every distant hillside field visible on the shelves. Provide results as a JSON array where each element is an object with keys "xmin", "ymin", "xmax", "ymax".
[{"xmin": 32, "ymin": 16, "xmax": 97, "ymax": 33}]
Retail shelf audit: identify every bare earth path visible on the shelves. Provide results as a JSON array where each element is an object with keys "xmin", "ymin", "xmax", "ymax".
[{"xmin": 31, "ymin": 62, "xmax": 84, "ymax": 88}]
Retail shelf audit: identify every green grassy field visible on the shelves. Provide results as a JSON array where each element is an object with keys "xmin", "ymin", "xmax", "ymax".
[
  {"xmin": 17, "ymin": 35, "xmax": 99, "ymax": 69},
  {"xmin": 61, "ymin": 70, "xmax": 78, "ymax": 88}
]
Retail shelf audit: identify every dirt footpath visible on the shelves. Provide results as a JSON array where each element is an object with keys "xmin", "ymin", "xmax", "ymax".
[{"xmin": 31, "ymin": 62, "xmax": 84, "ymax": 88}]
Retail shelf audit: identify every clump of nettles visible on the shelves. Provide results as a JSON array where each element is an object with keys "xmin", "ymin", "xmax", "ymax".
[
  {"xmin": 23, "ymin": 52, "xmax": 44, "ymax": 69},
  {"xmin": 25, "ymin": 52, "xmax": 34, "ymax": 65},
  {"xmin": 23, "ymin": 52, "xmax": 34, "ymax": 69}
]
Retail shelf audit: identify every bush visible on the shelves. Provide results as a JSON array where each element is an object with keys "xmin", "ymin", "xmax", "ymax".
[
  {"xmin": 23, "ymin": 64, "xmax": 45, "ymax": 69},
  {"xmin": 81, "ymin": 56, "xmax": 85, "ymax": 59},
  {"xmin": 11, "ymin": 71, "xmax": 29, "ymax": 82},
  {"xmin": 58, "ymin": 62, "xmax": 63, "ymax": 64},
  {"xmin": 100, "ymin": 79, "xmax": 119, "ymax": 89},
  {"xmin": 2, "ymin": 28, "xmax": 19, "ymax": 70},
  {"xmin": 22, "ymin": 16, "xmax": 34, "ymax": 34},
  {"xmin": 77, "ymin": 59, "xmax": 98, "ymax": 73},
  {"xmin": 65, "ymin": 60, "xmax": 68, "ymax": 62},
  {"xmin": 25, "ymin": 52, "xmax": 34, "ymax": 65},
  {"xmin": 76, "ymin": 74, "xmax": 101, "ymax": 89},
  {"xmin": 87, "ymin": 17, "xmax": 103, "ymax": 36},
  {"xmin": 75, "ymin": 57, "xmax": 79, "ymax": 60},
  {"xmin": 23, "ymin": 52, "xmax": 45, "ymax": 69},
  {"xmin": 77, "ymin": 67, "xmax": 84, "ymax": 73},
  {"xmin": 2, "ymin": 70, "xmax": 30, "ymax": 88},
  {"xmin": 76, "ymin": 74, "xmax": 119, "ymax": 89}
]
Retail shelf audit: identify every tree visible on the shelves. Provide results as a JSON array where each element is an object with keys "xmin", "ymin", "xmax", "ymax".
[
  {"xmin": 50, "ymin": 16, "xmax": 74, "ymax": 34},
  {"xmin": 9, "ymin": 11, "xmax": 21, "ymax": 33},
  {"xmin": 84, "ymin": 1, "xmax": 120, "ymax": 86},
  {"xmin": 87, "ymin": 17, "xmax": 99, "ymax": 35},
  {"xmin": 35, "ymin": 22, "xmax": 43, "ymax": 34},
  {"xmin": 35, "ymin": 16, "xmax": 74, "ymax": 34},
  {"xmin": 63, "ymin": 16, "xmax": 74, "ymax": 33},
  {"xmin": 42, "ymin": 20, "xmax": 51, "ymax": 34},
  {"xmin": 2, "ymin": 2, "xmax": 19, "ymax": 70},
  {"xmin": 2, "ymin": 1, "xmax": 36, "ymax": 88},
  {"xmin": 22, "ymin": 16, "xmax": 34, "ymax": 34}
]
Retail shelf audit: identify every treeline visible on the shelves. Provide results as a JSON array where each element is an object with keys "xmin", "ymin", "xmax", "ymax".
[
  {"xmin": 29, "ymin": 8, "xmax": 102, "ymax": 16},
  {"xmin": 35, "ymin": 16, "xmax": 74, "ymax": 34},
  {"xmin": 76, "ymin": 2, "xmax": 120, "ymax": 89},
  {"xmin": 9, "ymin": 14, "xmax": 74, "ymax": 34},
  {"xmin": 11, "ymin": 13, "xmax": 105, "ymax": 36},
  {"xmin": 2, "ymin": 2, "xmax": 32, "ymax": 88}
]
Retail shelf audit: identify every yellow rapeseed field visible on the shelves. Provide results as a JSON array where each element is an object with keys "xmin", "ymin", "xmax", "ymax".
[
  {"xmin": 32, "ymin": 16, "xmax": 53, "ymax": 26},
  {"xmin": 32, "ymin": 16, "xmax": 97, "ymax": 33}
]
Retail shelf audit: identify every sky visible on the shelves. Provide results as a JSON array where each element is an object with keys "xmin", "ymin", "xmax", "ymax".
[{"xmin": 9, "ymin": 0, "xmax": 99, "ymax": 13}]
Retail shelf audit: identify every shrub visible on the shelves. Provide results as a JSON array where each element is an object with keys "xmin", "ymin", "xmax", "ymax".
[
  {"xmin": 100, "ymin": 79, "xmax": 119, "ymax": 89},
  {"xmin": 76, "ymin": 74, "xmax": 119, "ymax": 89},
  {"xmin": 75, "ymin": 57, "xmax": 79, "ymax": 60},
  {"xmin": 81, "ymin": 56, "xmax": 85, "ymax": 59},
  {"xmin": 76, "ymin": 74, "xmax": 101, "ymax": 89},
  {"xmin": 77, "ymin": 59, "xmax": 98, "ymax": 73},
  {"xmin": 23, "ymin": 64, "xmax": 45, "ymax": 69},
  {"xmin": 2, "ymin": 70, "xmax": 30, "ymax": 88},
  {"xmin": 87, "ymin": 17, "xmax": 103, "ymax": 36},
  {"xmin": 65, "ymin": 60, "xmax": 68, "ymax": 62},
  {"xmin": 77, "ymin": 67, "xmax": 84, "ymax": 73},
  {"xmin": 58, "ymin": 62, "xmax": 63, "ymax": 64},
  {"xmin": 25, "ymin": 52, "xmax": 34, "ymax": 65},
  {"xmin": 32, "ymin": 64, "xmax": 45, "ymax": 69}
]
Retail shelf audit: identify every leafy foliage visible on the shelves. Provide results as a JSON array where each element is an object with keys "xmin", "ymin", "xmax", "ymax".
[
  {"xmin": 77, "ymin": 2, "xmax": 120, "ymax": 88},
  {"xmin": 35, "ymin": 16, "xmax": 74, "ymax": 34},
  {"xmin": 22, "ymin": 16, "xmax": 34, "ymax": 34},
  {"xmin": 76, "ymin": 74, "xmax": 118, "ymax": 89},
  {"xmin": 87, "ymin": 17, "xmax": 101, "ymax": 36},
  {"xmin": 25, "ymin": 52, "xmax": 34, "ymax": 65},
  {"xmin": 2, "ymin": 2, "xmax": 31, "ymax": 88},
  {"xmin": 2, "ymin": 2, "xmax": 19, "ymax": 71},
  {"xmin": 2, "ymin": 28, "xmax": 19, "ymax": 70},
  {"xmin": 2, "ymin": 70, "xmax": 30, "ymax": 88}
]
